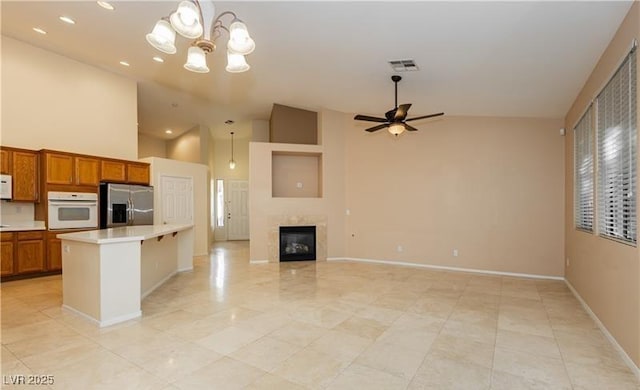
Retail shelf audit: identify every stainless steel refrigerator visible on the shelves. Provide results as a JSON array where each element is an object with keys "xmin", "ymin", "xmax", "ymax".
[{"xmin": 99, "ymin": 183, "xmax": 154, "ymax": 228}]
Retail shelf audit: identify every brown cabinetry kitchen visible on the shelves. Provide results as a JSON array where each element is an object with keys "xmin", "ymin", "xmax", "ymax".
[
  {"xmin": 100, "ymin": 159, "xmax": 126, "ymax": 182},
  {"xmin": 1, "ymin": 230, "xmax": 46, "ymax": 279},
  {"xmin": 0, "ymin": 147, "xmax": 40, "ymax": 202},
  {"xmin": 43, "ymin": 151, "xmax": 101, "ymax": 187},
  {"xmin": 127, "ymin": 163, "xmax": 150, "ymax": 184}
]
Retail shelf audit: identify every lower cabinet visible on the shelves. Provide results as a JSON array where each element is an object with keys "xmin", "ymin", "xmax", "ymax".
[
  {"xmin": 1, "ymin": 230, "xmax": 46, "ymax": 278},
  {"xmin": 47, "ymin": 233, "xmax": 62, "ymax": 271}
]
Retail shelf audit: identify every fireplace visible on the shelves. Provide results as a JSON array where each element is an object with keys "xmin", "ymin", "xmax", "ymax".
[{"xmin": 279, "ymin": 226, "xmax": 316, "ymax": 261}]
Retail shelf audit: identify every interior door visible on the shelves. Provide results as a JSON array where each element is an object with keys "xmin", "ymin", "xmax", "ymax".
[
  {"xmin": 160, "ymin": 175, "xmax": 193, "ymax": 225},
  {"xmin": 227, "ymin": 180, "xmax": 249, "ymax": 240}
]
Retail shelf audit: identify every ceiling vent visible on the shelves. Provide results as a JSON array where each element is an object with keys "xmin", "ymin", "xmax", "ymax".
[{"xmin": 388, "ymin": 59, "xmax": 419, "ymax": 72}]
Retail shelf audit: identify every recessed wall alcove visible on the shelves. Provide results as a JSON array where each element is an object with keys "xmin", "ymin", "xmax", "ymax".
[{"xmin": 272, "ymin": 151, "xmax": 323, "ymax": 198}]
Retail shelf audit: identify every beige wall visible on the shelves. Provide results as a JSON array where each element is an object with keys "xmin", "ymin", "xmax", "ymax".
[
  {"xmin": 345, "ymin": 116, "xmax": 565, "ymax": 277},
  {"xmin": 564, "ymin": 3, "xmax": 640, "ymax": 368},
  {"xmin": 252, "ymin": 120, "xmax": 270, "ymax": 142},
  {"xmin": 1, "ymin": 36, "xmax": 137, "ymax": 160},
  {"xmin": 270, "ymin": 104, "xmax": 318, "ymax": 145},
  {"xmin": 141, "ymin": 157, "xmax": 209, "ymax": 256},
  {"xmin": 138, "ymin": 133, "xmax": 167, "ymax": 159},
  {"xmin": 250, "ymin": 109, "xmax": 347, "ymax": 261},
  {"xmin": 166, "ymin": 125, "xmax": 208, "ymax": 164},
  {"xmin": 272, "ymin": 154, "xmax": 321, "ymax": 198}
]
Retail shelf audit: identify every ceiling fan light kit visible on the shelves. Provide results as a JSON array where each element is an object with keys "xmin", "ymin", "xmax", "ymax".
[
  {"xmin": 354, "ymin": 75, "xmax": 444, "ymax": 136},
  {"xmin": 146, "ymin": 0, "xmax": 255, "ymax": 74}
]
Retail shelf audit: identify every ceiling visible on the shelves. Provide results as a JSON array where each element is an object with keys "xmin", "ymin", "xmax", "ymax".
[{"xmin": 1, "ymin": 1, "xmax": 633, "ymax": 140}]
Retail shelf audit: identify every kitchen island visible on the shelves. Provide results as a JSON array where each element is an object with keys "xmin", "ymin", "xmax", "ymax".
[{"xmin": 57, "ymin": 224, "xmax": 194, "ymax": 327}]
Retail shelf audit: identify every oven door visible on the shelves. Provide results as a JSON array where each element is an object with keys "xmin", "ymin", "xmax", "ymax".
[{"xmin": 48, "ymin": 200, "xmax": 98, "ymax": 230}]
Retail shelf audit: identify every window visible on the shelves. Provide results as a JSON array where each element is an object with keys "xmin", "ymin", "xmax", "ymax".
[
  {"xmin": 596, "ymin": 50, "xmax": 637, "ymax": 244},
  {"xmin": 216, "ymin": 179, "xmax": 225, "ymax": 227},
  {"xmin": 574, "ymin": 106, "xmax": 594, "ymax": 231}
]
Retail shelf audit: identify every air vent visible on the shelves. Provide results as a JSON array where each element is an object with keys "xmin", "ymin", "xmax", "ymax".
[{"xmin": 388, "ymin": 59, "xmax": 419, "ymax": 72}]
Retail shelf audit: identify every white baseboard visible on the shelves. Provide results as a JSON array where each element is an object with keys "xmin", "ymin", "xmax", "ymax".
[
  {"xmin": 141, "ymin": 271, "xmax": 178, "ymax": 299},
  {"xmin": 61, "ymin": 305, "xmax": 141, "ymax": 328},
  {"xmin": 250, "ymin": 260, "xmax": 269, "ymax": 264},
  {"xmin": 565, "ymin": 279, "xmax": 640, "ymax": 381},
  {"xmin": 328, "ymin": 257, "xmax": 564, "ymax": 281}
]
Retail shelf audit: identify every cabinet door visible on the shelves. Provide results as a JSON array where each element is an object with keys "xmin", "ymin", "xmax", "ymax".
[
  {"xmin": 0, "ymin": 149, "xmax": 11, "ymax": 174},
  {"xmin": 16, "ymin": 240, "xmax": 45, "ymax": 274},
  {"xmin": 75, "ymin": 157, "xmax": 100, "ymax": 186},
  {"xmin": 127, "ymin": 163, "xmax": 150, "ymax": 185},
  {"xmin": 1, "ymin": 241, "xmax": 14, "ymax": 276},
  {"xmin": 13, "ymin": 151, "xmax": 39, "ymax": 202},
  {"xmin": 47, "ymin": 238, "xmax": 62, "ymax": 271},
  {"xmin": 46, "ymin": 153, "xmax": 74, "ymax": 185},
  {"xmin": 101, "ymin": 160, "xmax": 126, "ymax": 182}
]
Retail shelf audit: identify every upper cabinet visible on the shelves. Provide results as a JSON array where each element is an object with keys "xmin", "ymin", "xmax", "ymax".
[
  {"xmin": 13, "ymin": 151, "xmax": 39, "ymax": 202},
  {"xmin": 42, "ymin": 150, "xmax": 148, "ymax": 186},
  {"xmin": 0, "ymin": 147, "xmax": 40, "ymax": 202},
  {"xmin": 0, "ymin": 150, "xmax": 11, "ymax": 174},
  {"xmin": 45, "ymin": 152, "xmax": 74, "ymax": 185},
  {"xmin": 127, "ymin": 163, "xmax": 150, "ymax": 184},
  {"xmin": 100, "ymin": 160, "xmax": 126, "ymax": 182}
]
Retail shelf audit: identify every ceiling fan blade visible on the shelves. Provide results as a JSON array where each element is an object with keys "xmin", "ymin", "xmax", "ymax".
[
  {"xmin": 354, "ymin": 114, "xmax": 387, "ymax": 123},
  {"xmin": 404, "ymin": 123, "xmax": 419, "ymax": 132},
  {"xmin": 365, "ymin": 123, "xmax": 390, "ymax": 132},
  {"xmin": 385, "ymin": 108, "xmax": 397, "ymax": 121},
  {"xmin": 394, "ymin": 104, "xmax": 412, "ymax": 121},
  {"xmin": 405, "ymin": 112, "xmax": 445, "ymax": 122}
]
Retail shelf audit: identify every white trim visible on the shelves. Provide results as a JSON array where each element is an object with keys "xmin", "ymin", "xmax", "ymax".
[
  {"xmin": 61, "ymin": 305, "xmax": 141, "ymax": 328},
  {"xmin": 327, "ymin": 257, "xmax": 564, "ymax": 281},
  {"xmin": 250, "ymin": 260, "xmax": 269, "ymax": 264},
  {"xmin": 177, "ymin": 266, "xmax": 194, "ymax": 272},
  {"xmin": 565, "ymin": 279, "xmax": 640, "ymax": 380},
  {"xmin": 326, "ymin": 257, "xmax": 343, "ymax": 261},
  {"xmin": 141, "ymin": 271, "xmax": 177, "ymax": 299}
]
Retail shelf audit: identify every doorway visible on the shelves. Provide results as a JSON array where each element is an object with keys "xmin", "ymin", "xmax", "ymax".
[
  {"xmin": 226, "ymin": 180, "xmax": 249, "ymax": 240},
  {"xmin": 160, "ymin": 175, "xmax": 193, "ymax": 225}
]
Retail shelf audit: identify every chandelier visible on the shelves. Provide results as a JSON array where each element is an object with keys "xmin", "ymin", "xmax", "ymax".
[{"xmin": 146, "ymin": 0, "xmax": 255, "ymax": 73}]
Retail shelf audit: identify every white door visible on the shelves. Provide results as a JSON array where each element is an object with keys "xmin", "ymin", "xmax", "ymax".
[
  {"xmin": 227, "ymin": 180, "xmax": 249, "ymax": 240},
  {"xmin": 160, "ymin": 175, "xmax": 193, "ymax": 225}
]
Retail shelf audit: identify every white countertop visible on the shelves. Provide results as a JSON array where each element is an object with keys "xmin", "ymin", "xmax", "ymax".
[
  {"xmin": 57, "ymin": 224, "xmax": 193, "ymax": 244},
  {"xmin": 0, "ymin": 221, "xmax": 46, "ymax": 232}
]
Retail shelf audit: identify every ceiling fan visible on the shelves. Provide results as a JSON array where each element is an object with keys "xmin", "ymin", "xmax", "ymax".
[{"xmin": 354, "ymin": 75, "xmax": 444, "ymax": 136}]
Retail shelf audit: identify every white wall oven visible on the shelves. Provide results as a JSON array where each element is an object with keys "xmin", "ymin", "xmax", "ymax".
[{"xmin": 48, "ymin": 191, "xmax": 98, "ymax": 230}]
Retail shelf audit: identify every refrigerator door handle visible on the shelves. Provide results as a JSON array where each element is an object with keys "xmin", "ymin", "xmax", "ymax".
[
  {"xmin": 130, "ymin": 198, "xmax": 135, "ymax": 224},
  {"xmin": 128, "ymin": 198, "xmax": 133, "ymax": 225}
]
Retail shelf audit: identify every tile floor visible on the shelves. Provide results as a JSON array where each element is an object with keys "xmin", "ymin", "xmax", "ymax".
[{"xmin": 1, "ymin": 241, "xmax": 638, "ymax": 389}]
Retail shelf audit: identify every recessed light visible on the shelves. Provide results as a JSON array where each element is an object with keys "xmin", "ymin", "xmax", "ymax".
[
  {"xmin": 32, "ymin": 27, "xmax": 47, "ymax": 35},
  {"xmin": 59, "ymin": 16, "xmax": 75, "ymax": 25},
  {"xmin": 97, "ymin": 1, "xmax": 115, "ymax": 11},
  {"xmin": 119, "ymin": 61, "xmax": 130, "ymax": 67},
  {"xmin": 165, "ymin": 129, "xmax": 173, "ymax": 134},
  {"xmin": 152, "ymin": 56, "xmax": 164, "ymax": 63}
]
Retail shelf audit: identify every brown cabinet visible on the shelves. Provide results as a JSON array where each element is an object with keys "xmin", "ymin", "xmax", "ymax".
[
  {"xmin": 12, "ymin": 151, "xmax": 39, "ymax": 202},
  {"xmin": 46, "ymin": 232, "xmax": 62, "ymax": 271},
  {"xmin": 127, "ymin": 163, "xmax": 150, "ymax": 184},
  {"xmin": 1, "ymin": 230, "xmax": 46, "ymax": 278},
  {"xmin": 1, "ymin": 233, "xmax": 15, "ymax": 276},
  {"xmin": 45, "ymin": 152, "xmax": 74, "ymax": 185},
  {"xmin": 75, "ymin": 157, "xmax": 100, "ymax": 186},
  {"xmin": 101, "ymin": 160, "xmax": 126, "ymax": 182},
  {"xmin": 0, "ymin": 149, "xmax": 11, "ymax": 174}
]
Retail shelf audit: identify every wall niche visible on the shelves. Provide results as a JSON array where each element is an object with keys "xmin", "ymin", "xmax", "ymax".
[{"xmin": 272, "ymin": 151, "xmax": 322, "ymax": 198}]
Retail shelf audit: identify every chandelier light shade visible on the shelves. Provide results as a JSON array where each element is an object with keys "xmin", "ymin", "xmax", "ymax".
[
  {"xmin": 227, "ymin": 20, "xmax": 255, "ymax": 55},
  {"xmin": 226, "ymin": 51, "xmax": 250, "ymax": 73},
  {"xmin": 170, "ymin": 1, "xmax": 203, "ymax": 39},
  {"xmin": 229, "ymin": 131, "xmax": 236, "ymax": 169},
  {"xmin": 389, "ymin": 123, "xmax": 405, "ymax": 136},
  {"xmin": 147, "ymin": 0, "xmax": 254, "ymax": 74},
  {"xmin": 146, "ymin": 19, "xmax": 177, "ymax": 54},
  {"xmin": 184, "ymin": 46, "xmax": 210, "ymax": 73}
]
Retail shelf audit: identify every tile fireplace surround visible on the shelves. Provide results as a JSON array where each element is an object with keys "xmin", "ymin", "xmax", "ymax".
[{"xmin": 267, "ymin": 215, "xmax": 327, "ymax": 263}]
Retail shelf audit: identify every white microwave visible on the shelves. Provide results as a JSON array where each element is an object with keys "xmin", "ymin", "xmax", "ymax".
[
  {"xmin": 0, "ymin": 175, "xmax": 12, "ymax": 200},
  {"xmin": 48, "ymin": 191, "xmax": 98, "ymax": 230}
]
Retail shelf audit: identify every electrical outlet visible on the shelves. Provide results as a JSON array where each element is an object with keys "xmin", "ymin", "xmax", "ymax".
[
  {"xmin": 566, "ymin": 257, "xmax": 570, "ymax": 267},
  {"xmin": 397, "ymin": 245, "xmax": 403, "ymax": 253},
  {"xmin": 64, "ymin": 245, "xmax": 70, "ymax": 253},
  {"xmin": 453, "ymin": 249, "xmax": 459, "ymax": 257}
]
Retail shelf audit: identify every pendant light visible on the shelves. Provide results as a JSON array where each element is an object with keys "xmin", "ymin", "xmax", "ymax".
[{"xmin": 229, "ymin": 131, "xmax": 236, "ymax": 169}]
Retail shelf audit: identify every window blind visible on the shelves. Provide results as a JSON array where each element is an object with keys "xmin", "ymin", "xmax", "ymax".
[
  {"xmin": 574, "ymin": 106, "xmax": 594, "ymax": 231},
  {"xmin": 597, "ymin": 50, "xmax": 637, "ymax": 244}
]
